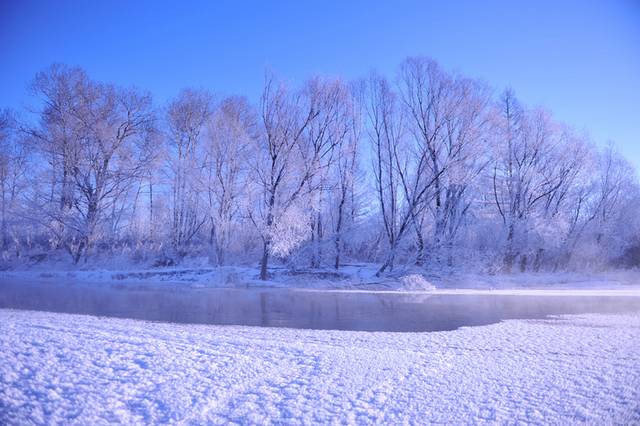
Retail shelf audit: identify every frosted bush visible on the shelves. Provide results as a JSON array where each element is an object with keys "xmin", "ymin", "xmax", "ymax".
[{"xmin": 400, "ymin": 274, "xmax": 436, "ymax": 291}]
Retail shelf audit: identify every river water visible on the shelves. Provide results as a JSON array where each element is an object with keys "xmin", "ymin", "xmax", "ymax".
[{"xmin": 1, "ymin": 280, "xmax": 639, "ymax": 332}]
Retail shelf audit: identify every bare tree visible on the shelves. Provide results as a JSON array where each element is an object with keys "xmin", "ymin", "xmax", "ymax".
[
  {"xmin": 0, "ymin": 110, "xmax": 29, "ymax": 252},
  {"xmin": 200, "ymin": 96, "xmax": 255, "ymax": 265},
  {"xmin": 166, "ymin": 89, "xmax": 213, "ymax": 252},
  {"xmin": 301, "ymin": 77, "xmax": 351, "ymax": 269},
  {"xmin": 333, "ymin": 81, "xmax": 364, "ymax": 269},
  {"xmin": 4, "ymin": 59, "xmax": 639, "ymax": 274},
  {"xmin": 367, "ymin": 73, "xmax": 438, "ymax": 275},
  {"xmin": 399, "ymin": 57, "xmax": 492, "ymax": 266},
  {"xmin": 491, "ymin": 91, "xmax": 579, "ymax": 271},
  {"xmin": 26, "ymin": 65, "xmax": 156, "ymax": 262},
  {"xmin": 250, "ymin": 73, "xmax": 329, "ymax": 280}
]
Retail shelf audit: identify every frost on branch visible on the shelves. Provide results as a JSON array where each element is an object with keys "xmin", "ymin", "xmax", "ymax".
[
  {"xmin": 2, "ymin": 58, "xmax": 639, "ymax": 275},
  {"xmin": 268, "ymin": 202, "xmax": 313, "ymax": 258}
]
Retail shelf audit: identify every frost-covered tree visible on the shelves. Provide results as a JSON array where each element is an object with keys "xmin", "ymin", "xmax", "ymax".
[
  {"xmin": 250, "ymin": 74, "xmax": 320, "ymax": 280},
  {"xmin": 576, "ymin": 145, "xmax": 638, "ymax": 266},
  {"xmin": 0, "ymin": 110, "xmax": 29, "ymax": 252},
  {"xmin": 367, "ymin": 73, "xmax": 435, "ymax": 275},
  {"xmin": 491, "ymin": 90, "xmax": 551, "ymax": 271},
  {"xmin": 26, "ymin": 65, "xmax": 156, "ymax": 263},
  {"xmin": 398, "ymin": 57, "xmax": 492, "ymax": 266},
  {"xmin": 4, "ymin": 59, "xmax": 639, "ymax": 273},
  {"xmin": 332, "ymin": 81, "xmax": 364, "ymax": 269},
  {"xmin": 200, "ymin": 96, "xmax": 255, "ymax": 265},
  {"xmin": 166, "ymin": 89, "xmax": 213, "ymax": 252},
  {"xmin": 300, "ymin": 78, "xmax": 352, "ymax": 268}
]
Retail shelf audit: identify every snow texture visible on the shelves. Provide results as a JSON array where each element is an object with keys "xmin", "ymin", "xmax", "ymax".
[{"xmin": 1, "ymin": 309, "xmax": 639, "ymax": 424}]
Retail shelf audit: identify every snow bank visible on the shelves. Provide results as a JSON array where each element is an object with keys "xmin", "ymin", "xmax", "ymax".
[
  {"xmin": 1, "ymin": 309, "xmax": 639, "ymax": 424},
  {"xmin": 398, "ymin": 274, "xmax": 436, "ymax": 291}
]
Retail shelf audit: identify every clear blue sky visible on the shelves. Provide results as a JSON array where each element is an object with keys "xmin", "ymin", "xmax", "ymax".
[{"xmin": 1, "ymin": 0, "xmax": 639, "ymax": 169}]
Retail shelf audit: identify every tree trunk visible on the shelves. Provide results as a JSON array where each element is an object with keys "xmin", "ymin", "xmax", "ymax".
[
  {"xmin": 519, "ymin": 254, "xmax": 527, "ymax": 272},
  {"xmin": 334, "ymin": 187, "xmax": 347, "ymax": 270},
  {"xmin": 376, "ymin": 245, "xmax": 396, "ymax": 277},
  {"xmin": 149, "ymin": 180, "xmax": 154, "ymax": 241},
  {"xmin": 313, "ymin": 212, "xmax": 322, "ymax": 268},
  {"xmin": 503, "ymin": 222, "xmax": 515, "ymax": 272},
  {"xmin": 533, "ymin": 248, "xmax": 544, "ymax": 272},
  {"xmin": 415, "ymin": 231, "xmax": 425, "ymax": 266},
  {"xmin": 1, "ymin": 183, "xmax": 6, "ymax": 250},
  {"xmin": 260, "ymin": 239, "xmax": 270, "ymax": 280},
  {"xmin": 209, "ymin": 219, "xmax": 220, "ymax": 265}
]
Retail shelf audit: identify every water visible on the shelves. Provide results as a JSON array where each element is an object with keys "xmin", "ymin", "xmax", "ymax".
[{"xmin": 1, "ymin": 280, "xmax": 639, "ymax": 332}]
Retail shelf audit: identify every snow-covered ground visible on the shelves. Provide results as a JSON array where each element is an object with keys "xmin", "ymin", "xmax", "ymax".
[{"xmin": 1, "ymin": 309, "xmax": 639, "ymax": 424}]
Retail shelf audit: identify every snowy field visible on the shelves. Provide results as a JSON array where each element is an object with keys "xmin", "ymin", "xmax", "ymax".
[{"xmin": 1, "ymin": 309, "xmax": 639, "ymax": 424}]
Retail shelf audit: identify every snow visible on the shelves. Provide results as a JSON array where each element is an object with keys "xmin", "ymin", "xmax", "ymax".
[
  {"xmin": 3, "ymin": 262, "xmax": 640, "ymax": 292},
  {"xmin": 1, "ymin": 309, "xmax": 639, "ymax": 424}
]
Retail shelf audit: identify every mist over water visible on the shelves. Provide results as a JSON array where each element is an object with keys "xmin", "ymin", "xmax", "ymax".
[{"xmin": 1, "ymin": 281, "xmax": 639, "ymax": 332}]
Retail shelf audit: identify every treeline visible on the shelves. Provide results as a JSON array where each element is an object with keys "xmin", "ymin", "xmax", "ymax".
[{"xmin": 1, "ymin": 58, "xmax": 638, "ymax": 277}]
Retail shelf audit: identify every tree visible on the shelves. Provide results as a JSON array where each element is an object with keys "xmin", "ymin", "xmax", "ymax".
[
  {"xmin": 301, "ymin": 77, "xmax": 351, "ymax": 269},
  {"xmin": 332, "ymin": 81, "xmax": 364, "ymax": 269},
  {"xmin": 26, "ymin": 64, "xmax": 156, "ymax": 263},
  {"xmin": 5, "ymin": 59, "xmax": 640, "ymax": 274},
  {"xmin": 200, "ymin": 96, "xmax": 255, "ymax": 265},
  {"xmin": 491, "ymin": 90, "xmax": 583, "ymax": 271},
  {"xmin": 166, "ymin": 89, "xmax": 213, "ymax": 252},
  {"xmin": 398, "ymin": 57, "xmax": 491, "ymax": 266},
  {"xmin": 250, "ymin": 74, "xmax": 320, "ymax": 280},
  {"xmin": 0, "ymin": 109, "xmax": 29, "ymax": 252},
  {"xmin": 367, "ymin": 73, "xmax": 436, "ymax": 275}
]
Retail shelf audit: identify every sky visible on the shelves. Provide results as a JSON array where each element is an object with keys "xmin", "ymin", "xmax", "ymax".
[{"xmin": 1, "ymin": 0, "xmax": 639, "ymax": 169}]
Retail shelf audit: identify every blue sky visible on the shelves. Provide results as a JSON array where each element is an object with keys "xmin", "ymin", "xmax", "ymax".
[{"xmin": 1, "ymin": 0, "xmax": 639, "ymax": 168}]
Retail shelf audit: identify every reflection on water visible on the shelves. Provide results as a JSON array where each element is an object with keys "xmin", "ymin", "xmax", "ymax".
[{"xmin": 1, "ymin": 281, "xmax": 639, "ymax": 332}]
